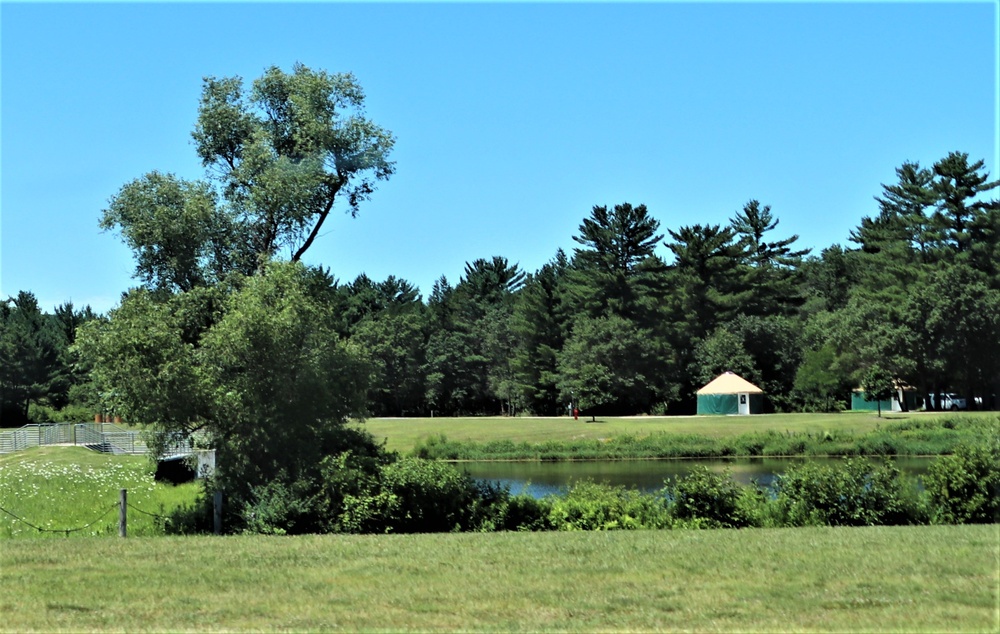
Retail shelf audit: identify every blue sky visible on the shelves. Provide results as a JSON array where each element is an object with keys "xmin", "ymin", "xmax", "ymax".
[{"xmin": 2, "ymin": 2, "xmax": 997, "ymax": 313}]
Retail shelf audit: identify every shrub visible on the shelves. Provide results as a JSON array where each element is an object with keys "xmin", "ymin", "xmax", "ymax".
[
  {"xmin": 773, "ymin": 459, "xmax": 915, "ymax": 526},
  {"xmin": 498, "ymin": 493, "xmax": 552, "ymax": 531},
  {"xmin": 924, "ymin": 442, "xmax": 1000, "ymax": 524},
  {"xmin": 667, "ymin": 466, "xmax": 755, "ymax": 528},
  {"xmin": 240, "ymin": 479, "xmax": 316, "ymax": 535},
  {"xmin": 546, "ymin": 480, "xmax": 669, "ymax": 531},
  {"xmin": 337, "ymin": 458, "xmax": 504, "ymax": 534}
]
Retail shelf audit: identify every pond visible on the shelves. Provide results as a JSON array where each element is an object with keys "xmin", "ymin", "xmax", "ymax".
[{"xmin": 457, "ymin": 456, "xmax": 936, "ymax": 498}]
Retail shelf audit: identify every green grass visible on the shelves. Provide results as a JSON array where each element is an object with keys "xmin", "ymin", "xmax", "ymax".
[
  {"xmin": 1, "ymin": 525, "xmax": 996, "ymax": 632},
  {"xmin": 358, "ymin": 411, "xmax": 998, "ymax": 460},
  {"xmin": 0, "ymin": 446, "xmax": 200, "ymax": 538}
]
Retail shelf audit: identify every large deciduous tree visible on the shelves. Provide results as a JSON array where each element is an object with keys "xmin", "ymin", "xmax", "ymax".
[
  {"xmin": 79, "ymin": 64, "xmax": 395, "ymax": 532},
  {"xmin": 102, "ymin": 63, "xmax": 395, "ymax": 288},
  {"xmin": 556, "ymin": 315, "xmax": 660, "ymax": 417}
]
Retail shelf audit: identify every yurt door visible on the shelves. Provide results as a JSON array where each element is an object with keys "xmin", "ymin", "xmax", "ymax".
[{"xmin": 738, "ymin": 393, "xmax": 750, "ymax": 415}]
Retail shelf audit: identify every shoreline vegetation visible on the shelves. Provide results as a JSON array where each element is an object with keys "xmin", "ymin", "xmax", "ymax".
[
  {"xmin": 359, "ymin": 413, "xmax": 1000, "ymax": 462},
  {"xmin": 3, "ymin": 413, "xmax": 996, "ymax": 540}
]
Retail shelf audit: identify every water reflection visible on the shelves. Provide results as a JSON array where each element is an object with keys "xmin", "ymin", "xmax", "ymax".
[{"xmin": 459, "ymin": 457, "xmax": 934, "ymax": 499}]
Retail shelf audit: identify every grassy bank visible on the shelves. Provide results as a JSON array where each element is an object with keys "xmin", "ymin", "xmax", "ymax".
[
  {"xmin": 356, "ymin": 412, "xmax": 999, "ymax": 461},
  {"xmin": 357, "ymin": 411, "xmax": 884, "ymax": 454},
  {"xmin": 0, "ymin": 447, "xmax": 199, "ymax": 538},
  {"xmin": 1, "ymin": 525, "xmax": 996, "ymax": 632}
]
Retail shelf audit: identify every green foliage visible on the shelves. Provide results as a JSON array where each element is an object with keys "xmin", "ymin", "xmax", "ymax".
[
  {"xmin": 664, "ymin": 223, "xmax": 743, "ymax": 342},
  {"xmin": 510, "ymin": 252, "xmax": 569, "ymax": 415},
  {"xmin": 545, "ymin": 480, "xmax": 669, "ymax": 530},
  {"xmin": 730, "ymin": 199, "xmax": 810, "ymax": 318},
  {"xmin": 100, "ymin": 173, "xmax": 228, "ymax": 292},
  {"xmin": 420, "ymin": 259, "xmax": 528, "ymax": 416},
  {"xmin": 0, "ymin": 292, "xmax": 73, "ymax": 424},
  {"xmin": 793, "ymin": 344, "xmax": 850, "ymax": 411},
  {"xmin": 241, "ymin": 479, "xmax": 317, "ymax": 535},
  {"xmin": 693, "ymin": 314, "xmax": 802, "ymax": 412},
  {"xmin": 77, "ymin": 262, "xmax": 377, "ymax": 532},
  {"xmin": 923, "ymin": 441, "xmax": 1000, "ymax": 524},
  {"xmin": 556, "ymin": 315, "xmax": 661, "ymax": 414},
  {"xmin": 773, "ymin": 459, "xmax": 917, "ymax": 527},
  {"xmin": 351, "ymin": 310, "xmax": 427, "ymax": 416},
  {"xmin": 336, "ymin": 458, "xmax": 502, "ymax": 534},
  {"xmin": 564, "ymin": 203, "xmax": 669, "ymax": 325},
  {"xmin": 860, "ymin": 365, "xmax": 896, "ymax": 418},
  {"xmin": 667, "ymin": 466, "xmax": 755, "ymax": 528},
  {"xmin": 493, "ymin": 493, "xmax": 553, "ymax": 532}
]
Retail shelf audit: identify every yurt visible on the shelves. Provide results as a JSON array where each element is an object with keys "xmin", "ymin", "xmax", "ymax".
[{"xmin": 696, "ymin": 372, "xmax": 764, "ymax": 415}]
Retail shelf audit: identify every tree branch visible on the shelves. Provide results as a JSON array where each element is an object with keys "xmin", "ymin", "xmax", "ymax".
[{"xmin": 292, "ymin": 181, "xmax": 341, "ymax": 262}]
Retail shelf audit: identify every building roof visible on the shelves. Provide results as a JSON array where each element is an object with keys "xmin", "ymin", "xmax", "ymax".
[{"xmin": 696, "ymin": 372, "xmax": 764, "ymax": 395}]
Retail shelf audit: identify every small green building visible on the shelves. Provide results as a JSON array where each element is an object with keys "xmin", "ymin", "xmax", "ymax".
[
  {"xmin": 851, "ymin": 384, "xmax": 921, "ymax": 412},
  {"xmin": 696, "ymin": 372, "xmax": 764, "ymax": 415}
]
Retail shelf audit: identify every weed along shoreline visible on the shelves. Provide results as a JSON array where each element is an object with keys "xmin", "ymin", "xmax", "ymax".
[{"xmin": 384, "ymin": 413, "xmax": 999, "ymax": 462}]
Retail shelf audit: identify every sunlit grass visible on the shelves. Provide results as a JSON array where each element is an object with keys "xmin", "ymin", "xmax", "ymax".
[
  {"xmin": 1, "ymin": 525, "xmax": 996, "ymax": 632},
  {"xmin": 0, "ymin": 446, "xmax": 199, "ymax": 538},
  {"xmin": 357, "ymin": 411, "xmax": 994, "ymax": 457}
]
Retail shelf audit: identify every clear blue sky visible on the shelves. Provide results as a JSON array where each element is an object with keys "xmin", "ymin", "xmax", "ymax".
[{"xmin": 2, "ymin": 2, "xmax": 997, "ymax": 313}]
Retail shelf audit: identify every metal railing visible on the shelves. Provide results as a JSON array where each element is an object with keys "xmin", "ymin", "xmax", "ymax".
[{"xmin": 0, "ymin": 422, "xmax": 198, "ymax": 457}]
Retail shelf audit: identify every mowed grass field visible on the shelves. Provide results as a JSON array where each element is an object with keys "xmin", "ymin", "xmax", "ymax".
[
  {"xmin": 1, "ymin": 525, "xmax": 997, "ymax": 632},
  {"xmin": 355, "ymin": 410, "xmax": 972, "ymax": 456}
]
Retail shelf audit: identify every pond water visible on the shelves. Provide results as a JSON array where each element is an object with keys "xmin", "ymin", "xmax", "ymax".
[{"xmin": 457, "ymin": 456, "xmax": 936, "ymax": 498}]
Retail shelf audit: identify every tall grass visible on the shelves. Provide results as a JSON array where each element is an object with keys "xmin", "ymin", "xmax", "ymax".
[
  {"xmin": 0, "ymin": 447, "xmax": 199, "ymax": 538},
  {"xmin": 1, "ymin": 526, "xmax": 996, "ymax": 632}
]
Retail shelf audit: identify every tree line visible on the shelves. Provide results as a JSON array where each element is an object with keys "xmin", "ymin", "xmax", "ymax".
[
  {"xmin": 5, "ymin": 151, "xmax": 998, "ymax": 423},
  {"xmin": 3, "ymin": 66, "xmax": 999, "ymax": 423}
]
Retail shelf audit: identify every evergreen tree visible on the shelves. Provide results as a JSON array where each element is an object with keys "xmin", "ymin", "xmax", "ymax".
[
  {"xmin": 564, "ymin": 203, "xmax": 667, "ymax": 322},
  {"xmin": 0, "ymin": 293, "xmax": 71, "ymax": 423},
  {"xmin": 730, "ymin": 200, "xmax": 810, "ymax": 317},
  {"xmin": 664, "ymin": 223, "xmax": 743, "ymax": 341},
  {"xmin": 510, "ymin": 251, "xmax": 569, "ymax": 415}
]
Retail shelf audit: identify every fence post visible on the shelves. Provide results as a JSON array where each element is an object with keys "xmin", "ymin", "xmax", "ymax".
[
  {"xmin": 214, "ymin": 491, "xmax": 223, "ymax": 535},
  {"xmin": 119, "ymin": 489, "xmax": 127, "ymax": 538}
]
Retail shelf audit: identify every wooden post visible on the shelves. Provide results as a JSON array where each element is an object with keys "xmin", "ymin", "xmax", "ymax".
[
  {"xmin": 213, "ymin": 491, "xmax": 223, "ymax": 535},
  {"xmin": 119, "ymin": 489, "xmax": 127, "ymax": 538}
]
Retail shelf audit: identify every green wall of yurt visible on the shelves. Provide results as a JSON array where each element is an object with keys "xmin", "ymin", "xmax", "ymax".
[
  {"xmin": 696, "ymin": 393, "xmax": 739, "ymax": 415},
  {"xmin": 851, "ymin": 391, "xmax": 892, "ymax": 411},
  {"xmin": 696, "ymin": 393, "xmax": 763, "ymax": 415}
]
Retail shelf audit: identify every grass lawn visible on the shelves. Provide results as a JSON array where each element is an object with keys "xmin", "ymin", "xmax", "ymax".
[
  {"xmin": 356, "ymin": 411, "xmax": 982, "ymax": 456},
  {"xmin": 1, "ymin": 524, "xmax": 997, "ymax": 632}
]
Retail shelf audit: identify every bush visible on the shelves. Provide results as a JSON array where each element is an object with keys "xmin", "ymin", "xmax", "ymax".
[
  {"xmin": 498, "ymin": 494, "xmax": 552, "ymax": 531},
  {"xmin": 667, "ymin": 466, "xmax": 756, "ymax": 528},
  {"xmin": 337, "ymin": 458, "xmax": 505, "ymax": 534},
  {"xmin": 773, "ymin": 459, "xmax": 916, "ymax": 526},
  {"xmin": 241, "ymin": 479, "xmax": 317, "ymax": 535},
  {"xmin": 546, "ymin": 480, "xmax": 669, "ymax": 531},
  {"xmin": 924, "ymin": 442, "xmax": 1000, "ymax": 524}
]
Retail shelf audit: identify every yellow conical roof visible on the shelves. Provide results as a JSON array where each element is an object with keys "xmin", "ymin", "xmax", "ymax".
[{"xmin": 697, "ymin": 372, "xmax": 763, "ymax": 395}]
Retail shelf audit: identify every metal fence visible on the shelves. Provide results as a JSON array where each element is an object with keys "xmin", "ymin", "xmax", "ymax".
[{"xmin": 0, "ymin": 423, "xmax": 196, "ymax": 457}]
